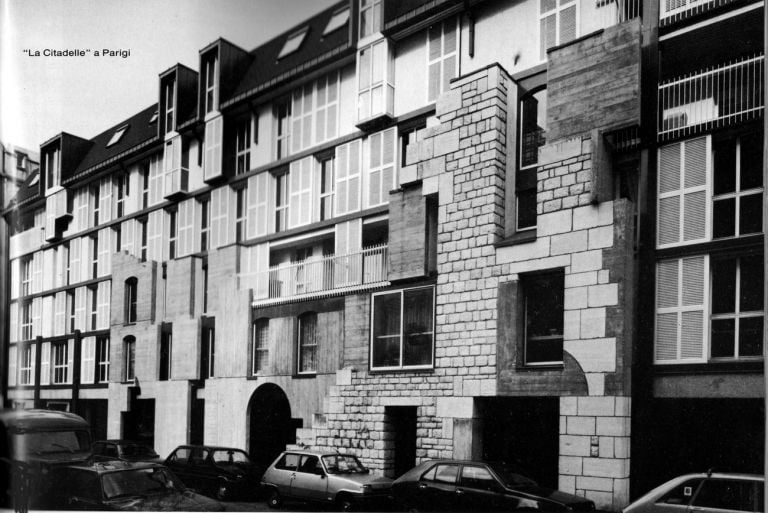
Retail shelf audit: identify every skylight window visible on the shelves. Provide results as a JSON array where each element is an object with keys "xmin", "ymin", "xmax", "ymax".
[
  {"xmin": 29, "ymin": 173, "xmax": 39, "ymax": 186},
  {"xmin": 278, "ymin": 28, "xmax": 308, "ymax": 59},
  {"xmin": 149, "ymin": 111, "xmax": 158, "ymax": 124},
  {"xmin": 324, "ymin": 7, "xmax": 349, "ymax": 35},
  {"xmin": 107, "ymin": 125, "xmax": 129, "ymax": 147}
]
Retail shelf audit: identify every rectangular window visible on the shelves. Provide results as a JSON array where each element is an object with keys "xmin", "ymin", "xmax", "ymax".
[
  {"xmin": 96, "ymin": 336, "xmax": 110, "ymax": 383},
  {"xmin": 165, "ymin": 78, "xmax": 176, "ymax": 134},
  {"xmin": 92, "ymin": 184, "xmax": 100, "ymax": 226},
  {"xmin": 20, "ymin": 256, "xmax": 32, "ymax": 296},
  {"xmin": 233, "ymin": 188, "xmax": 246, "ymax": 243},
  {"xmin": 289, "ymin": 157, "xmax": 313, "ymax": 228},
  {"xmin": 45, "ymin": 146, "xmax": 61, "ymax": 190},
  {"xmin": 139, "ymin": 218, "xmax": 148, "ymax": 261},
  {"xmin": 168, "ymin": 209, "xmax": 178, "ymax": 259},
  {"xmin": 90, "ymin": 234, "xmax": 98, "ymax": 279},
  {"xmin": 275, "ymin": 171, "xmax": 289, "ymax": 232},
  {"xmin": 236, "ymin": 117, "xmax": 251, "ymax": 175},
  {"xmin": 125, "ymin": 278, "xmax": 138, "ymax": 324},
  {"xmin": 298, "ymin": 313, "xmax": 318, "ymax": 374},
  {"xmin": 124, "ymin": 338, "xmax": 135, "ymax": 381},
  {"xmin": 517, "ymin": 88, "xmax": 548, "ymax": 231},
  {"xmin": 113, "ymin": 225, "xmax": 121, "ymax": 254},
  {"xmin": 371, "ymin": 286, "xmax": 435, "ymax": 370},
  {"xmin": 19, "ymin": 345, "xmax": 35, "ymax": 386},
  {"xmin": 427, "ymin": 18, "xmax": 458, "ymax": 102},
  {"xmin": 52, "ymin": 342, "xmax": 69, "ymax": 384},
  {"xmin": 204, "ymin": 54, "xmax": 218, "ymax": 115},
  {"xmin": 115, "ymin": 174, "xmax": 127, "ymax": 218},
  {"xmin": 315, "ymin": 72, "xmax": 340, "ymax": 144},
  {"xmin": 357, "ymin": 40, "xmax": 394, "ymax": 122},
  {"xmin": 292, "ymin": 84, "xmax": 313, "ymax": 154},
  {"xmin": 159, "ymin": 328, "xmax": 172, "ymax": 381},
  {"xmin": 540, "ymin": 0, "xmax": 578, "ymax": 61},
  {"xmin": 252, "ymin": 319, "xmax": 269, "ymax": 375},
  {"xmin": 320, "ymin": 157, "xmax": 335, "ymax": 221},
  {"xmin": 523, "ymin": 270, "xmax": 564, "ymax": 365},
  {"xmin": 88, "ymin": 284, "xmax": 98, "ymax": 331},
  {"xmin": 360, "ymin": 0, "xmax": 382, "ymax": 38},
  {"xmin": 21, "ymin": 300, "xmax": 32, "ymax": 340},
  {"xmin": 142, "ymin": 163, "xmax": 150, "ymax": 209},
  {"xmin": 276, "ymin": 101, "xmax": 291, "ymax": 160},
  {"xmin": 67, "ymin": 290, "xmax": 76, "ymax": 333},
  {"xmin": 335, "ymin": 140, "xmax": 362, "ymax": 215},
  {"xmin": 200, "ymin": 197, "xmax": 211, "ymax": 252},
  {"xmin": 201, "ymin": 325, "xmax": 215, "ymax": 379},
  {"xmin": 80, "ymin": 336, "xmax": 95, "ymax": 385}
]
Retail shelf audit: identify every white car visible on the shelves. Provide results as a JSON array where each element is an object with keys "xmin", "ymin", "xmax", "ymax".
[{"xmin": 623, "ymin": 472, "xmax": 763, "ymax": 513}]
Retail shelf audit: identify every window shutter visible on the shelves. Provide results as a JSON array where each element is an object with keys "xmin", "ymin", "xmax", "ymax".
[
  {"xmin": 335, "ymin": 144, "xmax": 349, "ymax": 215},
  {"xmin": 289, "ymin": 157, "xmax": 313, "ymax": 228},
  {"xmin": 655, "ymin": 256, "xmax": 708, "ymax": 363},
  {"xmin": 81, "ymin": 337, "xmax": 95, "ymax": 385},
  {"xmin": 121, "ymin": 218, "xmax": 136, "ymax": 255},
  {"xmin": 40, "ymin": 342, "xmax": 50, "ymax": 386},
  {"xmin": 41, "ymin": 296, "xmax": 53, "ymax": 338},
  {"xmin": 75, "ymin": 287, "xmax": 88, "ymax": 331},
  {"xmin": 54, "ymin": 291, "xmax": 67, "ymax": 336},
  {"xmin": 177, "ymin": 199, "xmax": 194, "ymax": 257},
  {"xmin": 10, "ymin": 259, "xmax": 19, "ymax": 299},
  {"xmin": 30, "ymin": 345, "xmax": 37, "ymax": 386},
  {"xmin": 80, "ymin": 236, "xmax": 92, "ymax": 281},
  {"xmin": 100, "ymin": 178, "xmax": 113, "ymax": 223},
  {"xmin": 211, "ymin": 186, "xmax": 230, "ymax": 248},
  {"xmin": 348, "ymin": 140, "xmax": 361, "ymax": 213},
  {"xmin": 247, "ymin": 173, "xmax": 269, "ymax": 238},
  {"xmin": 368, "ymin": 128, "xmax": 396, "ymax": 207},
  {"xmin": 69, "ymin": 237, "xmax": 82, "ymax": 283},
  {"xmin": 98, "ymin": 228, "xmax": 112, "ymax": 277},
  {"xmin": 334, "ymin": 219, "xmax": 362, "ymax": 286},
  {"xmin": 31, "ymin": 253, "xmax": 43, "ymax": 293},
  {"xmin": 149, "ymin": 155, "xmax": 164, "ymax": 206},
  {"xmin": 147, "ymin": 210, "xmax": 164, "ymax": 261},
  {"xmin": 97, "ymin": 281, "xmax": 111, "ymax": 330},
  {"xmin": 9, "ymin": 302, "xmax": 18, "ymax": 343},
  {"xmin": 31, "ymin": 297, "xmax": 42, "ymax": 338},
  {"xmin": 75, "ymin": 188, "xmax": 89, "ymax": 231},
  {"xmin": 67, "ymin": 339, "xmax": 74, "ymax": 384},
  {"xmin": 682, "ymin": 137, "xmax": 708, "ymax": 241},
  {"xmin": 540, "ymin": 13, "xmax": 556, "ymax": 60},
  {"xmin": 559, "ymin": 5, "xmax": 577, "ymax": 44},
  {"xmin": 204, "ymin": 117, "xmax": 223, "ymax": 180},
  {"xmin": 54, "ymin": 245, "xmax": 66, "ymax": 288},
  {"xmin": 8, "ymin": 346, "xmax": 17, "ymax": 387}
]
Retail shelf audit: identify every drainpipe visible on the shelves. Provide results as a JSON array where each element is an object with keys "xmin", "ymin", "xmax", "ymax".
[{"xmin": 763, "ymin": 2, "xmax": 767, "ymax": 508}]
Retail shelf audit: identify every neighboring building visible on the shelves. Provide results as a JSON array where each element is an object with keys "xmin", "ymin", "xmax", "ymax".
[{"xmin": 1, "ymin": 0, "xmax": 762, "ymax": 510}]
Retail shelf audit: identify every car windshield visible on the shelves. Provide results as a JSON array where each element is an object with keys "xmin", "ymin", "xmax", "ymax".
[
  {"xmin": 121, "ymin": 444, "xmax": 158, "ymax": 458},
  {"xmin": 487, "ymin": 462, "xmax": 538, "ymax": 488},
  {"xmin": 102, "ymin": 467, "xmax": 183, "ymax": 499},
  {"xmin": 322, "ymin": 454, "xmax": 367, "ymax": 474},
  {"xmin": 11, "ymin": 430, "xmax": 90, "ymax": 458},
  {"xmin": 212, "ymin": 449, "xmax": 251, "ymax": 465}
]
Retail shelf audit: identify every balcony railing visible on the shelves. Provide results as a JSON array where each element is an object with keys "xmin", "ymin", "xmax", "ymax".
[
  {"xmin": 658, "ymin": 54, "xmax": 763, "ymax": 140},
  {"xmin": 594, "ymin": 0, "xmax": 642, "ymax": 29},
  {"xmin": 241, "ymin": 244, "xmax": 389, "ymax": 304},
  {"xmin": 659, "ymin": 0, "xmax": 738, "ymax": 26}
]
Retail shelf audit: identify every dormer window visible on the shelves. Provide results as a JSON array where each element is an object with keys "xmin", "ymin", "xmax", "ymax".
[
  {"xmin": 164, "ymin": 78, "xmax": 176, "ymax": 134},
  {"xmin": 203, "ymin": 53, "xmax": 219, "ymax": 115},
  {"xmin": 106, "ymin": 125, "xmax": 128, "ymax": 147},
  {"xmin": 324, "ymin": 7, "xmax": 349, "ymax": 35},
  {"xmin": 16, "ymin": 152, "xmax": 27, "ymax": 170},
  {"xmin": 149, "ymin": 111, "xmax": 158, "ymax": 124},
  {"xmin": 360, "ymin": 0, "xmax": 382, "ymax": 39},
  {"xmin": 43, "ymin": 145, "xmax": 60, "ymax": 190},
  {"xmin": 278, "ymin": 28, "xmax": 308, "ymax": 59}
]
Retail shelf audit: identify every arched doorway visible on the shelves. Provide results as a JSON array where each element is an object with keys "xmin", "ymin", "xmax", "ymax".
[{"xmin": 247, "ymin": 384, "xmax": 296, "ymax": 469}]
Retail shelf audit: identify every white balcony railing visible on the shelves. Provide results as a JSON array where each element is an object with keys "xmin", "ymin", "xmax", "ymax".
[
  {"xmin": 241, "ymin": 244, "xmax": 389, "ymax": 303},
  {"xmin": 594, "ymin": 0, "xmax": 642, "ymax": 29},
  {"xmin": 659, "ymin": 54, "xmax": 764, "ymax": 140},
  {"xmin": 659, "ymin": 0, "xmax": 736, "ymax": 25}
]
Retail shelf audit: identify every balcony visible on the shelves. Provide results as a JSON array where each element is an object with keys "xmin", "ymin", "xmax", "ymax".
[
  {"xmin": 592, "ymin": 0, "xmax": 642, "ymax": 31},
  {"xmin": 658, "ymin": 54, "xmax": 763, "ymax": 141},
  {"xmin": 242, "ymin": 244, "xmax": 389, "ymax": 305},
  {"xmin": 164, "ymin": 166, "xmax": 189, "ymax": 198},
  {"xmin": 659, "ymin": 0, "xmax": 744, "ymax": 27}
]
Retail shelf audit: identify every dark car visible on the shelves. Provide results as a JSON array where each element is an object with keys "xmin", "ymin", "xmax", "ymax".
[
  {"xmin": 164, "ymin": 444, "xmax": 263, "ymax": 501},
  {"xmin": 44, "ymin": 460, "xmax": 224, "ymax": 511},
  {"xmin": 0, "ymin": 409, "xmax": 92, "ymax": 510},
  {"xmin": 622, "ymin": 471, "xmax": 764, "ymax": 513},
  {"xmin": 93, "ymin": 440, "xmax": 162, "ymax": 463},
  {"xmin": 392, "ymin": 460, "xmax": 596, "ymax": 512}
]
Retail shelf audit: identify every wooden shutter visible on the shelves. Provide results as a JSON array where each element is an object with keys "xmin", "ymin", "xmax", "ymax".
[
  {"xmin": 334, "ymin": 219, "xmax": 362, "ymax": 286},
  {"xmin": 42, "ymin": 249, "xmax": 55, "ymax": 290},
  {"xmin": 368, "ymin": 128, "xmax": 396, "ymax": 207},
  {"xmin": 335, "ymin": 140, "xmax": 361, "ymax": 215},
  {"xmin": 54, "ymin": 291, "xmax": 67, "ymax": 336},
  {"xmin": 31, "ymin": 297, "xmax": 42, "ymax": 338},
  {"xmin": 10, "ymin": 259, "xmax": 19, "ymax": 299},
  {"xmin": 9, "ymin": 302, "xmax": 18, "ymax": 343},
  {"xmin": 31, "ymin": 252, "xmax": 43, "ymax": 293},
  {"xmin": 289, "ymin": 157, "xmax": 313, "ymax": 228},
  {"xmin": 147, "ymin": 210, "xmax": 164, "ymax": 261},
  {"xmin": 80, "ymin": 336, "xmax": 95, "ymax": 385},
  {"xmin": 655, "ymin": 255, "xmax": 708, "ymax": 363},
  {"xmin": 657, "ymin": 137, "xmax": 710, "ymax": 248},
  {"xmin": 74, "ymin": 287, "xmax": 88, "ymax": 331},
  {"xmin": 428, "ymin": 25, "xmax": 441, "ymax": 101},
  {"xmin": 559, "ymin": 5, "xmax": 577, "ymax": 44},
  {"xmin": 99, "ymin": 177, "xmax": 113, "ymax": 223},
  {"xmin": 97, "ymin": 228, "xmax": 112, "ymax": 277},
  {"xmin": 80, "ymin": 236, "xmax": 92, "ymax": 281},
  {"xmin": 55, "ymin": 245, "xmax": 67, "ymax": 288},
  {"xmin": 29, "ymin": 345, "xmax": 37, "ymax": 386},
  {"xmin": 540, "ymin": 13, "xmax": 556, "ymax": 60},
  {"xmin": 121, "ymin": 218, "xmax": 136, "ymax": 255},
  {"xmin": 75, "ymin": 188, "xmax": 89, "ymax": 231},
  {"xmin": 40, "ymin": 342, "xmax": 50, "ymax": 386},
  {"xmin": 8, "ymin": 346, "xmax": 17, "ymax": 387},
  {"xmin": 149, "ymin": 154, "xmax": 164, "ymax": 205},
  {"xmin": 97, "ymin": 281, "xmax": 111, "ymax": 330},
  {"xmin": 247, "ymin": 172, "xmax": 270, "ymax": 238},
  {"xmin": 67, "ymin": 339, "xmax": 74, "ymax": 384},
  {"xmin": 240, "ymin": 243, "xmax": 270, "ymax": 298},
  {"xmin": 41, "ymin": 295, "xmax": 54, "ymax": 338},
  {"xmin": 177, "ymin": 198, "xmax": 195, "ymax": 257},
  {"xmin": 69, "ymin": 237, "xmax": 82, "ymax": 283},
  {"xmin": 204, "ymin": 116, "xmax": 223, "ymax": 180}
]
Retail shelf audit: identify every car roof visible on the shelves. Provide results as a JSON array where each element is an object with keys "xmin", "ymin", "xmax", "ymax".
[
  {"xmin": 62, "ymin": 460, "xmax": 164, "ymax": 473},
  {"xmin": 172, "ymin": 444, "xmax": 248, "ymax": 452},
  {"xmin": 0, "ymin": 409, "xmax": 90, "ymax": 432},
  {"xmin": 677, "ymin": 472, "xmax": 763, "ymax": 481},
  {"xmin": 280, "ymin": 449, "xmax": 357, "ymax": 457},
  {"xmin": 95, "ymin": 439, "xmax": 152, "ymax": 445}
]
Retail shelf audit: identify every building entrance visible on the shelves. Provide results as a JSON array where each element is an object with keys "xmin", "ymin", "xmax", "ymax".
[
  {"xmin": 385, "ymin": 406, "xmax": 417, "ymax": 478},
  {"xmin": 122, "ymin": 398, "xmax": 155, "ymax": 447},
  {"xmin": 247, "ymin": 384, "xmax": 296, "ymax": 469}
]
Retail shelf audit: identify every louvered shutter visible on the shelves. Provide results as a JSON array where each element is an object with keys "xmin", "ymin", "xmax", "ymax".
[
  {"xmin": 8, "ymin": 346, "xmax": 17, "ymax": 387},
  {"xmin": 121, "ymin": 218, "xmax": 136, "ymax": 255},
  {"xmin": 210, "ymin": 186, "xmax": 230, "ymax": 249},
  {"xmin": 289, "ymin": 158, "xmax": 313, "ymax": 228},
  {"xmin": 69, "ymin": 237, "xmax": 82, "ymax": 283},
  {"xmin": 540, "ymin": 13, "xmax": 556, "ymax": 60},
  {"xmin": 147, "ymin": 210, "xmax": 164, "ymax": 261},
  {"xmin": 368, "ymin": 128, "xmax": 396, "ymax": 207},
  {"xmin": 204, "ymin": 116, "xmax": 223, "ymax": 180},
  {"xmin": 75, "ymin": 188, "xmax": 89, "ymax": 231},
  {"xmin": 29, "ymin": 345, "xmax": 37, "ymax": 386},
  {"xmin": 40, "ymin": 342, "xmax": 50, "ymax": 386},
  {"xmin": 67, "ymin": 339, "xmax": 74, "ymax": 384},
  {"xmin": 559, "ymin": 5, "xmax": 577, "ymax": 44},
  {"xmin": 177, "ymin": 199, "xmax": 194, "ymax": 257},
  {"xmin": 100, "ymin": 178, "xmax": 113, "ymax": 223},
  {"xmin": 31, "ymin": 253, "xmax": 43, "ymax": 293},
  {"xmin": 54, "ymin": 245, "xmax": 66, "ymax": 288},
  {"xmin": 80, "ymin": 236, "xmax": 92, "ymax": 281},
  {"xmin": 10, "ymin": 259, "xmax": 19, "ymax": 299},
  {"xmin": 9, "ymin": 302, "xmax": 18, "ymax": 343},
  {"xmin": 335, "ymin": 219, "xmax": 362, "ymax": 286},
  {"xmin": 98, "ymin": 228, "xmax": 112, "ymax": 277},
  {"xmin": 247, "ymin": 173, "xmax": 270, "ymax": 238},
  {"xmin": 655, "ymin": 256, "xmax": 708, "ymax": 363},
  {"xmin": 80, "ymin": 336, "xmax": 95, "ymax": 385},
  {"xmin": 97, "ymin": 281, "xmax": 111, "ymax": 330},
  {"xmin": 31, "ymin": 297, "xmax": 42, "ymax": 338},
  {"xmin": 54, "ymin": 291, "xmax": 67, "ymax": 336},
  {"xmin": 74, "ymin": 287, "xmax": 88, "ymax": 331},
  {"xmin": 657, "ymin": 137, "xmax": 710, "ymax": 248},
  {"xmin": 41, "ymin": 296, "xmax": 53, "ymax": 338},
  {"xmin": 347, "ymin": 140, "xmax": 361, "ymax": 213}
]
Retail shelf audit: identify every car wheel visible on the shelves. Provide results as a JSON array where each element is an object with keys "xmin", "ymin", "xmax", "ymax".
[
  {"xmin": 267, "ymin": 489, "xmax": 282, "ymax": 509},
  {"xmin": 404, "ymin": 505, "xmax": 420, "ymax": 513},
  {"xmin": 336, "ymin": 494, "xmax": 354, "ymax": 512},
  {"xmin": 215, "ymin": 480, "xmax": 228, "ymax": 501}
]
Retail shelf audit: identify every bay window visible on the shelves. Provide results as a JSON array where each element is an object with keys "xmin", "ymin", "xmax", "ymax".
[
  {"xmin": 357, "ymin": 40, "xmax": 394, "ymax": 123},
  {"xmin": 371, "ymin": 286, "xmax": 435, "ymax": 370}
]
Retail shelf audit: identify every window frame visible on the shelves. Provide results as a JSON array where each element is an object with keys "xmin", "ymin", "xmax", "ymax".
[
  {"xmin": 124, "ymin": 336, "xmax": 136, "ymax": 382},
  {"xmin": 275, "ymin": 100, "xmax": 292, "ymax": 160},
  {"xmin": 204, "ymin": 53, "xmax": 219, "ymax": 115},
  {"xmin": 96, "ymin": 336, "xmax": 110, "ymax": 383},
  {"xmin": 516, "ymin": 86, "xmax": 548, "ymax": 232},
  {"xmin": 370, "ymin": 285, "xmax": 436, "ymax": 371},
  {"xmin": 274, "ymin": 169, "xmax": 290, "ymax": 232},
  {"xmin": 297, "ymin": 312, "xmax": 318, "ymax": 375},
  {"xmin": 235, "ymin": 186, "xmax": 247, "ymax": 243},
  {"xmin": 252, "ymin": 318, "xmax": 270, "ymax": 375},
  {"xmin": 319, "ymin": 156, "xmax": 335, "ymax": 221},
  {"xmin": 539, "ymin": 0, "xmax": 579, "ymax": 61},
  {"xmin": 236, "ymin": 117, "xmax": 252, "ymax": 175},
  {"xmin": 164, "ymin": 78, "xmax": 176, "ymax": 134},
  {"xmin": 359, "ymin": 0, "xmax": 382, "ymax": 39},
  {"xmin": 19, "ymin": 344, "xmax": 34, "ymax": 386},
  {"xmin": 125, "ymin": 277, "xmax": 138, "ymax": 324},
  {"xmin": 159, "ymin": 327, "xmax": 172, "ymax": 381},
  {"xmin": 522, "ymin": 269, "xmax": 565, "ymax": 366},
  {"xmin": 52, "ymin": 341, "xmax": 69, "ymax": 385},
  {"xmin": 167, "ymin": 208, "xmax": 178, "ymax": 259},
  {"xmin": 426, "ymin": 17, "xmax": 459, "ymax": 103},
  {"xmin": 199, "ymin": 197, "xmax": 211, "ymax": 252}
]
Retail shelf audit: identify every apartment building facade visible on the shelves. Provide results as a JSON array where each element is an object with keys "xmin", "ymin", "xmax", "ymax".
[{"xmin": 2, "ymin": 0, "xmax": 763, "ymax": 509}]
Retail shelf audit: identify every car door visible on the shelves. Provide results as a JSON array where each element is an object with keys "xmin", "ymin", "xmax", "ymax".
[
  {"xmin": 689, "ymin": 478, "xmax": 762, "ymax": 513},
  {"xmin": 417, "ymin": 463, "xmax": 461, "ymax": 511},
  {"xmin": 187, "ymin": 448, "xmax": 212, "ymax": 493},
  {"xmin": 270, "ymin": 453, "xmax": 301, "ymax": 497},
  {"xmin": 290, "ymin": 455, "xmax": 328, "ymax": 502},
  {"xmin": 457, "ymin": 464, "xmax": 506, "ymax": 511},
  {"xmin": 166, "ymin": 448, "xmax": 194, "ymax": 487}
]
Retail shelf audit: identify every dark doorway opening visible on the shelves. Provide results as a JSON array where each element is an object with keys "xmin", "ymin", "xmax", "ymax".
[
  {"xmin": 76, "ymin": 399, "xmax": 108, "ymax": 440},
  {"xmin": 385, "ymin": 406, "xmax": 418, "ymax": 479},
  {"xmin": 122, "ymin": 398, "xmax": 155, "ymax": 447},
  {"xmin": 478, "ymin": 397, "xmax": 559, "ymax": 489},
  {"xmin": 190, "ymin": 398, "xmax": 204, "ymax": 445},
  {"xmin": 247, "ymin": 384, "xmax": 297, "ymax": 469},
  {"xmin": 632, "ymin": 398, "xmax": 764, "ymax": 498}
]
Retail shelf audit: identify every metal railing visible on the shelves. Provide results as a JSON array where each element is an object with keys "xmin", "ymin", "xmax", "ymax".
[
  {"xmin": 659, "ymin": 0, "xmax": 737, "ymax": 25},
  {"xmin": 241, "ymin": 244, "xmax": 389, "ymax": 302},
  {"xmin": 658, "ymin": 54, "xmax": 764, "ymax": 140},
  {"xmin": 595, "ymin": 0, "xmax": 642, "ymax": 28}
]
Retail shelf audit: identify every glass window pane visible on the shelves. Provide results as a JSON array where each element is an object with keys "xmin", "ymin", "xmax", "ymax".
[
  {"xmin": 739, "ymin": 317, "xmax": 763, "ymax": 357},
  {"xmin": 526, "ymin": 272, "xmax": 564, "ymax": 338},
  {"xmin": 711, "ymin": 319, "xmax": 735, "ymax": 358},
  {"xmin": 359, "ymin": 48, "xmax": 371, "ymax": 89},
  {"xmin": 434, "ymin": 465, "xmax": 459, "ymax": 484},
  {"xmin": 740, "ymin": 132, "xmax": 763, "ymax": 190},
  {"xmin": 740, "ymin": 255, "xmax": 763, "ymax": 312},
  {"xmin": 520, "ymin": 89, "xmax": 547, "ymax": 168},
  {"xmin": 403, "ymin": 288, "xmax": 434, "ymax": 366},
  {"xmin": 711, "ymin": 259, "xmax": 736, "ymax": 314},
  {"xmin": 692, "ymin": 479, "xmax": 757, "ymax": 511},
  {"xmin": 517, "ymin": 189, "xmax": 537, "ymax": 230},
  {"xmin": 713, "ymin": 138, "xmax": 736, "ymax": 195},
  {"xmin": 739, "ymin": 193, "xmax": 762, "ymax": 235},
  {"xmin": 713, "ymin": 198, "xmax": 735, "ymax": 238},
  {"xmin": 372, "ymin": 293, "xmax": 401, "ymax": 367}
]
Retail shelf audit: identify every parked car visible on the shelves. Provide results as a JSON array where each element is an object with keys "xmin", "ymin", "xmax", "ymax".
[
  {"xmin": 0, "ymin": 409, "xmax": 92, "ymax": 510},
  {"xmin": 623, "ymin": 471, "xmax": 764, "ymax": 513},
  {"xmin": 93, "ymin": 440, "xmax": 162, "ymax": 463},
  {"xmin": 392, "ymin": 460, "xmax": 596, "ymax": 512},
  {"xmin": 44, "ymin": 460, "xmax": 224, "ymax": 511},
  {"xmin": 164, "ymin": 444, "xmax": 263, "ymax": 501},
  {"xmin": 261, "ymin": 449, "xmax": 393, "ymax": 511}
]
